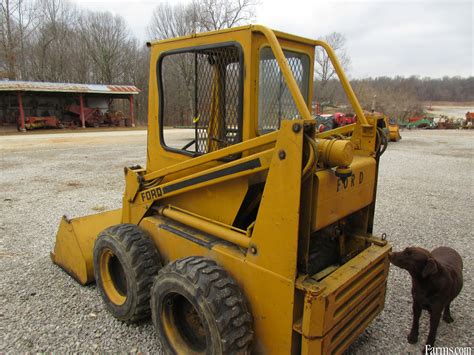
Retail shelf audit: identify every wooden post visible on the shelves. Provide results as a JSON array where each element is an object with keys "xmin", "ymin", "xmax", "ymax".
[
  {"xmin": 17, "ymin": 92, "xmax": 25, "ymax": 132},
  {"xmin": 129, "ymin": 94, "xmax": 135, "ymax": 127},
  {"xmin": 79, "ymin": 94, "xmax": 85, "ymax": 128}
]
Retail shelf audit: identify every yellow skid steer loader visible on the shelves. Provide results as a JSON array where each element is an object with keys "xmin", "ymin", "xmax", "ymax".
[{"xmin": 51, "ymin": 25, "xmax": 391, "ymax": 354}]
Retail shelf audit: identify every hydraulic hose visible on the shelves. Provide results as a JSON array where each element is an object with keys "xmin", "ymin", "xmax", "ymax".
[{"xmin": 302, "ymin": 134, "xmax": 318, "ymax": 181}]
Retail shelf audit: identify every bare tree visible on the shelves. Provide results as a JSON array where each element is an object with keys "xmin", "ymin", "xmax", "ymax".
[
  {"xmin": 121, "ymin": 40, "xmax": 149, "ymax": 123},
  {"xmin": 0, "ymin": 0, "xmax": 38, "ymax": 79},
  {"xmin": 0, "ymin": 0, "xmax": 17, "ymax": 79},
  {"xmin": 30, "ymin": 0, "xmax": 78, "ymax": 81},
  {"xmin": 146, "ymin": 0, "xmax": 258, "ymax": 126},
  {"xmin": 15, "ymin": 0, "xmax": 37, "ymax": 78},
  {"xmin": 314, "ymin": 32, "xmax": 350, "ymax": 103},
  {"xmin": 195, "ymin": 0, "xmax": 258, "ymax": 31},
  {"xmin": 315, "ymin": 32, "xmax": 350, "ymax": 83},
  {"xmin": 79, "ymin": 10, "xmax": 132, "ymax": 84},
  {"xmin": 147, "ymin": 2, "xmax": 199, "ymax": 40},
  {"xmin": 147, "ymin": 0, "xmax": 258, "ymax": 41},
  {"xmin": 68, "ymin": 27, "xmax": 93, "ymax": 83}
]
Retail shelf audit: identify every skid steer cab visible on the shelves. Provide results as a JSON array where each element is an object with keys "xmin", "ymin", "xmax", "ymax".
[{"xmin": 51, "ymin": 25, "xmax": 391, "ymax": 354}]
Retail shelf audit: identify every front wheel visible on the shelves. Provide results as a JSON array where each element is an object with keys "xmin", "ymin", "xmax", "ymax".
[
  {"xmin": 93, "ymin": 224, "xmax": 161, "ymax": 323},
  {"xmin": 150, "ymin": 256, "xmax": 253, "ymax": 354}
]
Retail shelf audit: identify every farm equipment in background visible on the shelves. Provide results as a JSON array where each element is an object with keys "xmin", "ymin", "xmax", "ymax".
[
  {"xmin": 63, "ymin": 105, "xmax": 129, "ymax": 127},
  {"xmin": 103, "ymin": 110, "xmax": 127, "ymax": 126},
  {"xmin": 368, "ymin": 96, "xmax": 401, "ymax": 142},
  {"xmin": 367, "ymin": 111, "xmax": 401, "ymax": 142},
  {"xmin": 462, "ymin": 112, "xmax": 474, "ymax": 129},
  {"xmin": 51, "ymin": 25, "xmax": 391, "ymax": 354},
  {"xmin": 436, "ymin": 116, "xmax": 461, "ymax": 129},
  {"xmin": 407, "ymin": 117, "xmax": 436, "ymax": 129},
  {"xmin": 408, "ymin": 115, "xmax": 424, "ymax": 123},
  {"xmin": 314, "ymin": 114, "xmax": 337, "ymax": 132},
  {"xmin": 334, "ymin": 112, "xmax": 357, "ymax": 126},
  {"xmin": 317, "ymin": 110, "xmax": 401, "ymax": 142},
  {"xmin": 385, "ymin": 117, "xmax": 401, "ymax": 141},
  {"xmin": 379, "ymin": 114, "xmax": 402, "ymax": 142},
  {"xmin": 465, "ymin": 112, "xmax": 474, "ymax": 122},
  {"xmin": 24, "ymin": 116, "xmax": 61, "ymax": 130},
  {"xmin": 314, "ymin": 112, "xmax": 357, "ymax": 133},
  {"xmin": 64, "ymin": 104, "xmax": 103, "ymax": 127}
]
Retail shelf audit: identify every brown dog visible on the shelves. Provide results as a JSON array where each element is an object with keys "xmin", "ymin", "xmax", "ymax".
[{"xmin": 389, "ymin": 247, "xmax": 463, "ymax": 350}]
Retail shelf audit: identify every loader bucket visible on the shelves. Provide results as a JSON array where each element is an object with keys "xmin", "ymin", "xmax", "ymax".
[{"xmin": 51, "ymin": 209, "xmax": 122, "ymax": 285}]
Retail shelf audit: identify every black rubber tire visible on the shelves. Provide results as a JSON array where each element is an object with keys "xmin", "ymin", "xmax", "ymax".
[
  {"xmin": 151, "ymin": 256, "xmax": 253, "ymax": 354},
  {"xmin": 93, "ymin": 223, "xmax": 161, "ymax": 323}
]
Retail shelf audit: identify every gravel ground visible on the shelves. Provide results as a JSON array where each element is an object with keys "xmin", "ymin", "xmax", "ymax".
[{"xmin": 1, "ymin": 129, "xmax": 472, "ymax": 353}]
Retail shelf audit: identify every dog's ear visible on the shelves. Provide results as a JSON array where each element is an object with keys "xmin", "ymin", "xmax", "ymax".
[{"xmin": 422, "ymin": 258, "xmax": 438, "ymax": 277}]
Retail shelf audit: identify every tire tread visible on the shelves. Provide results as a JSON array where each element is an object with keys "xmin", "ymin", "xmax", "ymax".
[
  {"xmin": 152, "ymin": 256, "xmax": 253, "ymax": 353},
  {"xmin": 95, "ymin": 223, "xmax": 160, "ymax": 323}
]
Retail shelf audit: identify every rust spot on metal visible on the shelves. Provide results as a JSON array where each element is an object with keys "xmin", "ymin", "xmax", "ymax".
[{"xmin": 306, "ymin": 292, "xmax": 316, "ymax": 306}]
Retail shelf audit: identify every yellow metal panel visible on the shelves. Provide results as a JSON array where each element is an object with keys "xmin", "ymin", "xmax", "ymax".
[
  {"xmin": 350, "ymin": 115, "xmax": 377, "ymax": 153},
  {"xmin": 300, "ymin": 244, "xmax": 391, "ymax": 338},
  {"xmin": 312, "ymin": 156, "xmax": 376, "ymax": 231},
  {"xmin": 161, "ymin": 178, "xmax": 248, "ymax": 226},
  {"xmin": 51, "ymin": 209, "xmax": 122, "ymax": 285},
  {"xmin": 248, "ymin": 119, "xmax": 303, "ymax": 279},
  {"xmin": 138, "ymin": 149, "xmax": 272, "ymax": 205},
  {"xmin": 51, "ymin": 217, "xmax": 88, "ymax": 284},
  {"xmin": 123, "ymin": 166, "xmax": 144, "ymax": 203},
  {"xmin": 126, "ymin": 147, "xmax": 274, "ymax": 224},
  {"xmin": 301, "ymin": 287, "xmax": 386, "ymax": 355},
  {"xmin": 148, "ymin": 25, "xmax": 252, "ymax": 46}
]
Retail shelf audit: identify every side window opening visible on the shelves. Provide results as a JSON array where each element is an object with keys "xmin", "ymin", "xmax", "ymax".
[
  {"xmin": 160, "ymin": 45, "xmax": 242, "ymax": 154},
  {"xmin": 258, "ymin": 47, "xmax": 310, "ymax": 134}
]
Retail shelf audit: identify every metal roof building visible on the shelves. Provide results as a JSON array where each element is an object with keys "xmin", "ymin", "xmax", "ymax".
[
  {"xmin": 0, "ymin": 81, "xmax": 140, "ymax": 95},
  {"xmin": 0, "ymin": 80, "xmax": 141, "ymax": 131}
]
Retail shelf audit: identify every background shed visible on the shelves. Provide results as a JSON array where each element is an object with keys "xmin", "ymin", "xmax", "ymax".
[{"xmin": 0, "ymin": 81, "xmax": 140, "ymax": 131}]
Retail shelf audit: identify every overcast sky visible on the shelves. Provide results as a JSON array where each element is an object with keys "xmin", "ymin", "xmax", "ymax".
[{"xmin": 73, "ymin": 0, "xmax": 473, "ymax": 78}]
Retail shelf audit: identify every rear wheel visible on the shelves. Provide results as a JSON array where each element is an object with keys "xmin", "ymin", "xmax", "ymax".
[
  {"xmin": 93, "ymin": 224, "xmax": 161, "ymax": 323},
  {"xmin": 151, "ymin": 256, "xmax": 253, "ymax": 354}
]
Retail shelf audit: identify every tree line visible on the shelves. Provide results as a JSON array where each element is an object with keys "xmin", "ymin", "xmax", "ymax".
[
  {"xmin": 316, "ymin": 76, "xmax": 473, "ymax": 120},
  {"xmin": 1, "ymin": 0, "xmax": 258, "ymax": 122},
  {"xmin": 1, "ymin": 0, "xmax": 472, "ymax": 124}
]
